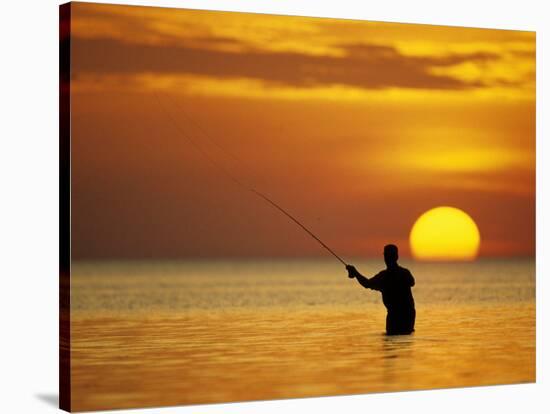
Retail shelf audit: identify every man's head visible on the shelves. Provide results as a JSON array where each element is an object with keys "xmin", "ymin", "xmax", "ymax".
[{"xmin": 384, "ymin": 244, "xmax": 399, "ymax": 266}]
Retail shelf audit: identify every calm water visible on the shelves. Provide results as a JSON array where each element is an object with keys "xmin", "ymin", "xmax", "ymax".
[{"xmin": 70, "ymin": 259, "xmax": 535, "ymax": 411}]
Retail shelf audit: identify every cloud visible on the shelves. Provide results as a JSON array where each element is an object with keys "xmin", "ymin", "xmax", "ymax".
[{"xmin": 72, "ymin": 36, "xmax": 503, "ymax": 90}]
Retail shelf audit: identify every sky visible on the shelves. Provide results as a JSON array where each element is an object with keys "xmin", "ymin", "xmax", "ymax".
[{"xmin": 69, "ymin": 2, "xmax": 535, "ymax": 260}]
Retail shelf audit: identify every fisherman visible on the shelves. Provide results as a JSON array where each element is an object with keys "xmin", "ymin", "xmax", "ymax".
[{"xmin": 346, "ymin": 244, "xmax": 416, "ymax": 335}]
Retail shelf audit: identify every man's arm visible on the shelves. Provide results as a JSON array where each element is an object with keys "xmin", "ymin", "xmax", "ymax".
[{"xmin": 346, "ymin": 265, "xmax": 383, "ymax": 291}]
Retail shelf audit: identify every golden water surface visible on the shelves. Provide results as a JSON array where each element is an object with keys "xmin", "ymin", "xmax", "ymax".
[{"xmin": 70, "ymin": 260, "xmax": 535, "ymax": 411}]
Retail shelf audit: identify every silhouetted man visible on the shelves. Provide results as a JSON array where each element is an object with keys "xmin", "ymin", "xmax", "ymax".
[{"xmin": 346, "ymin": 244, "xmax": 416, "ymax": 335}]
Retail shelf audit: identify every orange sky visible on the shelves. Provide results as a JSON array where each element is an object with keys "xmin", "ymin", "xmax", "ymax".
[{"xmin": 69, "ymin": 2, "xmax": 535, "ymax": 260}]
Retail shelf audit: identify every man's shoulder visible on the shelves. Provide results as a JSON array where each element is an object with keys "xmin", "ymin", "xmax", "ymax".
[
  {"xmin": 379, "ymin": 266, "xmax": 412, "ymax": 276},
  {"xmin": 395, "ymin": 265, "xmax": 413, "ymax": 276},
  {"xmin": 373, "ymin": 269, "xmax": 388, "ymax": 278}
]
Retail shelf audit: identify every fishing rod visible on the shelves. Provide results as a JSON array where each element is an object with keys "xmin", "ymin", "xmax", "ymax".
[
  {"xmin": 153, "ymin": 91, "xmax": 348, "ymax": 267},
  {"xmin": 250, "ymin": 189, "xmax": 348, "ymax": 266}
]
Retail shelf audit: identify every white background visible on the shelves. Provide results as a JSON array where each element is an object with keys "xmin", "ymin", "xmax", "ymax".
[{"xmin": 0, "ymin": 0, "xmax": 547, "ymax": 412}]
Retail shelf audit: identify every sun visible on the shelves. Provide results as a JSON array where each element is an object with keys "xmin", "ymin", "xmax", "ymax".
[{"xmin": 409, "ymin": 206, "xmax": 481, "ymax": 261}]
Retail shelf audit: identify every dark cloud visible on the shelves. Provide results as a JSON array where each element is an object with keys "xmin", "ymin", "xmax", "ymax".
[
  {"xmin": 511, "ymin": 49, "xmax": 536, "ymax": 59},
  {"xmin": 72, "ymin": 36, "xmax": 502, "ymax": 90}
]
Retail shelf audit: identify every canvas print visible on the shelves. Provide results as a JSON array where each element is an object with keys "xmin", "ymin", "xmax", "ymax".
[{"xmin": 59, "ymin": 2, "xmax": 536, "ymax": 412}]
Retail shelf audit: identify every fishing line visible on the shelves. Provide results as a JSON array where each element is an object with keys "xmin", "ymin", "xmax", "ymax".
[
  {"xmin": 153, "ymin": 91, "xmax": 245, "ymax": 189},
  {"xmin": 163, "ymin": 92, "xmax": 247, "ymax": 168},
  {"xmin": 153, "ymin": 91, "xmax": 348, "ymax": 266}
]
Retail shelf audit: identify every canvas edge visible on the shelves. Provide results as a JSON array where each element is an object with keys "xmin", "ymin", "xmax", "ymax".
[{"xmin": 59, "ymin": 2, "xmax": 72, "ymax": 412}]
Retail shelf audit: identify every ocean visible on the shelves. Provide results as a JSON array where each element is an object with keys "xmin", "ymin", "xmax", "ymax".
[{"xmin": 70, "ymin": 258, "xmax": 535, "ymax": 411}]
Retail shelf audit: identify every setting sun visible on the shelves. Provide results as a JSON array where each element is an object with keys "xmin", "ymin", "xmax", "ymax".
[{"xmin": 410, "ymin": 206, "xmax": 481, "ymax": 261}]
